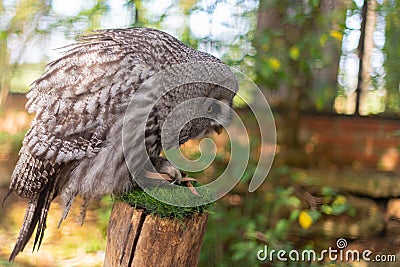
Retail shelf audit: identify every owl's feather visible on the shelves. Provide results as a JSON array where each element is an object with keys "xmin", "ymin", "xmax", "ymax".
[{"xmin": 7, "ymin": 27, "xmax": 236, "ymax": 261}]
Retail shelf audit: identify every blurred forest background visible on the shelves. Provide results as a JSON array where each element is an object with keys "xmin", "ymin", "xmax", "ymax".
[{"xmin": 1, "ymin": 0, "xmax": 400, "ymax": 266}]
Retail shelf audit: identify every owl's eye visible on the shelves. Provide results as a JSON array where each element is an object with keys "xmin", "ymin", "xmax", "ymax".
[{"xmin": 207, "ymin": 102, "xmax": 221, "ymax": 115}]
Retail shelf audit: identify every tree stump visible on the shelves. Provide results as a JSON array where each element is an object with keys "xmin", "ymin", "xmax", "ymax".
[{"xmin": 104, "ymin": 202, "xmax": 209, "ymax": 267}]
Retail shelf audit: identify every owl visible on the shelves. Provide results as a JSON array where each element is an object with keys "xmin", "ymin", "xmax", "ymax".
[{"xmin": 5, "ymin": 27, "xmax": 238, "ymax": 261}]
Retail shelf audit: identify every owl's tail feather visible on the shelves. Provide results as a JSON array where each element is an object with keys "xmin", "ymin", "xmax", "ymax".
[
  {"xmin": 1, "ymin": 189, "xmax": 12, "ymax": 207},
  {"xmin": 9, "ymin": 178, "xmax": 58, "ymax": 262}
]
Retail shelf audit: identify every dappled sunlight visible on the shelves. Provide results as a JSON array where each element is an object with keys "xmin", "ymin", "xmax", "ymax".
[
  {"xmin": 0, "ymin": 196, "xmax": 109, "ymax": 266},
  {"xmin": 334, "ymin": 93, "xmax": 357, "ymax": 115},
  {"xmin": 0, "ymin": 110, "xmax": 32, "ymax": 135},
  {"xmin": 0, "ymin": 0, "xmax": 400, "ymax": 265},
  {"xmin": 379, "ymin": 148, "xmax": 399, "ymax": 172}
]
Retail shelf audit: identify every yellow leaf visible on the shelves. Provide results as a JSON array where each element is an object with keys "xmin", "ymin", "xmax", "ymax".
[
  {"xmin": 179, "ymin": 0, "xmax": 197, "ymax": 13},
  {"xmin": 268, "ymin": 57, "xmax": 281, "ymax": 71},
  {"xmin": 289, "ymin": 46, "xmax": 300, "ymax": 61},
  {"xmin": 264, "ymin": 192, "xmax": 274, "ymax": 202},
  {"xmin": 319, "ymin": 34, "xmax": 328, "ymax": 46},
  {"xmin": 329, "ymin": 30, "xmax": 343, "ymax": 41},
  {"xmin": 299, "ymin": 210, "xmax": 313, "ymax": 229},
  {"xmin": 334, "ymin": 195, "xmax": 347, "ymax": 205},
  {"xmin": 369, "ymin": 205, "xmax": 378, "ymax": 214}
]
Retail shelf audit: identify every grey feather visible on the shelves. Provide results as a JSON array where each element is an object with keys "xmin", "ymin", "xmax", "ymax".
[{"xmin": 7, "ymin": 27, "xmax": 238, "ymax": 261}]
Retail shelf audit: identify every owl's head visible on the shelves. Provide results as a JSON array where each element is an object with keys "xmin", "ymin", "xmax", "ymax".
[
  {"xmin": 141, "ymin": 56, "xmax": 238, "ymax": 152},
  {"xmin": 157, "ymin": 81, "xmax": 237, "ymax": 150},
  {"xmin": 180, "ymin": 85, "xmax": 236, "ymax": 143}
]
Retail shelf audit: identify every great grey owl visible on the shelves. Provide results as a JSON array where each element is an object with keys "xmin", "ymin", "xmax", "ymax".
[{"xmin": 6, "ymin": 27, "xmax": 238, "ymax": 261}]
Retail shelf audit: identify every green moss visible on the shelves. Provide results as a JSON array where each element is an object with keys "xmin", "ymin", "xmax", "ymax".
[{"xmin": 116, "ymin": 182, "xmax": 214, "ymax": 220}]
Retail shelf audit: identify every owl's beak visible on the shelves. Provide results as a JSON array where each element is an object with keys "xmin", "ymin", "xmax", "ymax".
[{"xmin": 213, "ymin": 125, "xmax": 223, "ymax": 135}]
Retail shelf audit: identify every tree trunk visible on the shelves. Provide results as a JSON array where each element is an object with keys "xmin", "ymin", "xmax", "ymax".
[
  {"xmin": 104, "ymin": 202, "xmax": 209, "ymax": 267},
  {"xmin": 355, "ymin": 0, "xmax": 377, "ymax": 115},
  {"xmin": 313, "ymin": 0, "xmax": 349, "ymax": 111}
]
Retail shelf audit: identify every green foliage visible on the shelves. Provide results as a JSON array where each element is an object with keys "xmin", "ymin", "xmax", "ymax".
[
  {"xmin": 298, "ymin": 186, "xmax": 355, "ymax": 231},
  {"xmin": 200, "ymin": 166, "xmax": 355, "ymax": 266},
  {"xmin": 0, "ymin": 0, "xmax": 110, "ymax": 104},
  {"xmin": 254, "ymin": 0, "xmax": 346, "ymax": 112},
  {"xmin": 0, "ymin": 258, "xmax": 13, "ymax": 266},
  {"xmin": 382, "ymin": 0, "xmax": 400, "ymax": 114},
  {"xmin": 97, "ymin": 196, "xmax": 114, "ymax": 239},
  {"xmin": 200, "ymin": 187, "xmax": 308, "ymax": 266},
  {"xmin": 0, "ymin": 131, "xmax": 25, "ymax": 153},
  {"xmin": 320, "ymin": 195, "xmax": 351, "ymax": 216},
  {"xmin": 8, "ymin": 63, "xmax": 46, "ymax": 93}
]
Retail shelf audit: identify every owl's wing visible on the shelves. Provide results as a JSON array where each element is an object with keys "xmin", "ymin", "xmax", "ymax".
[
  {"xmin": 10, "ymin": 33, "xmax": 152, "ymax": 199},
  {"xmin": 8, "ymin": 32, "xmax": 157, "ymax": 260},
  {"xmin": 25, "ymin": 40, "xmax": 129, "ymax": 163}
]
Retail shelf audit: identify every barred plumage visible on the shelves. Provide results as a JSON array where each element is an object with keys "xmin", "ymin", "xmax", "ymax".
[{"xmin": 6, "ymin": 27, "xmax": 237, "ymax": 261}]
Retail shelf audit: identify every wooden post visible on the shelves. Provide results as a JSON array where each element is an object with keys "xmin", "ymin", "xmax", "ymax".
[{"xmin": 104, "ymin": 202, "xmax": 209, "ymax": 267}]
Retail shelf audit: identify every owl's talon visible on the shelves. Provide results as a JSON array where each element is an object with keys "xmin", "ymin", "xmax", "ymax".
[
  {"xmin": 144, "ymin": 171, "xmax": 172, "ymax": 181},
  {"xmin": 150, "ymin": 157, "xmax": 182, "ymax": 184},
  {"xmin": 146, "ymin": 157, "xmax": 201, "ymax": 196},
  {"xmin": 185, "ymin": 181, "xmax": 200, "ymax": 196}
]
